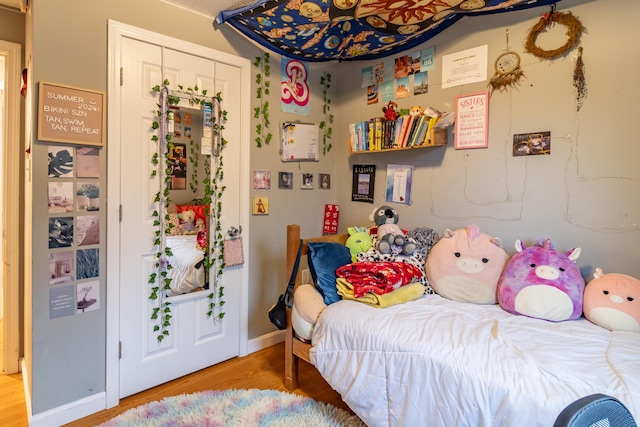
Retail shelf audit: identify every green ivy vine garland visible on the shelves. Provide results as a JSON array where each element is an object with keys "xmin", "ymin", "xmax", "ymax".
[
  {"xmin": 150, "ymin": 80, "xmax": 227, "ymax": 342},
  {"xmin": 253, "ymin": 52, "xmax": 272, "ymax": 147},
  {"xmin": 319, "ymin": 72, "xmax": 334, "ymax": 155}
]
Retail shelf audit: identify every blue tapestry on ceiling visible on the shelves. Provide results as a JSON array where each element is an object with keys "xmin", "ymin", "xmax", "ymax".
[{"xmin": 218, "ymin": 0, "xmax": 560, "ymax": 62}]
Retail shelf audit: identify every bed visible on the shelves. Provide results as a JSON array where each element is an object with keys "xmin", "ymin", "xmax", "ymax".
[{"xmin": 284, "ymin": 224, "xmax": 640, "ymax": 427}]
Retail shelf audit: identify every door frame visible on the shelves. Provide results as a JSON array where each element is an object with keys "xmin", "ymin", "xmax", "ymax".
[
  {"xmin": 106, "ymin": 21, "xmax": 250, "ymax": 408},
  {"xmin": 1, "ymin": 39, "xmax": 22, "ymax": 375}
]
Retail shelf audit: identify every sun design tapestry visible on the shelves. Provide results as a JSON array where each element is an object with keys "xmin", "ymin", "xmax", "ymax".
[{"xmin": 217, "ymin": 0, "xmax": 560, "ymax": 62}]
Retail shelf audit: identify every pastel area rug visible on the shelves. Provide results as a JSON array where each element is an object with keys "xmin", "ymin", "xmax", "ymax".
[{"xmin": 97, "ymin": 388, "xmax": 366, "ymax": 426}]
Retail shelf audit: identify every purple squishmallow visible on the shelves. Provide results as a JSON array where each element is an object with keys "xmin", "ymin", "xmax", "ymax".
[
  {"xmin": 425, "ymin": 224, "xmax": 510, "ymax": 304},
  {"xmin": 497, "ymin": 239, "xmax": 585, "ymax": 322}
]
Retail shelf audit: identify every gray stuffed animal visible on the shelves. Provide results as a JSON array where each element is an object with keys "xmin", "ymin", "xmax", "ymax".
[{"xmin": 371, "ymin": 205, "xmax": 416, "ymax": 256}]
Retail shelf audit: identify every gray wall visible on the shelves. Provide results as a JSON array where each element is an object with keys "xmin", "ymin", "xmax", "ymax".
[
  {"xmin": 333, "ymin": 0, "xmax": 639, "ymax": 280},
  {"xmin": 25, "ymin": 0, "xmax": 640, "ymax": 418}
]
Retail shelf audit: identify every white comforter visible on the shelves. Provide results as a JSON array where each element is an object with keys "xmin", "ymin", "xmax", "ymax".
[
  {"xmin": 166, "ymin": 235, "xmax": 205, "ymax": 296},
  {"xmin": 310, "ymin": 294, "xmax": 640, "ymax": 427}
]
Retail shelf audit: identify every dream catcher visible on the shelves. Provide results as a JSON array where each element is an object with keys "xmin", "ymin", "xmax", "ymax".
[{"xmin": 489, "ymin": 30, "xmax": 525, "ymax": 94}]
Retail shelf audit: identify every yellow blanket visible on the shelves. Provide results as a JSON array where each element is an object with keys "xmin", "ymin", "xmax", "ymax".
[{"xmin": 336, "ymin": 278, "xmax": 424, "ymax": 308}]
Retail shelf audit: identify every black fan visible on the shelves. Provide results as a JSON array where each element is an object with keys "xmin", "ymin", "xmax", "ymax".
[{"xmin": 555, "ymin": 394, "xmax": 638, "ymax": 427}]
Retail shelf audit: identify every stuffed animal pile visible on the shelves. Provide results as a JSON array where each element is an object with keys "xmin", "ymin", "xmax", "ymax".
[{"xmin": 335, "ymin": 215, "xmax": 639, "ymax": 331}]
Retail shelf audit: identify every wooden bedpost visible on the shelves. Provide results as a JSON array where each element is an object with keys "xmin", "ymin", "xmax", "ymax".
[{"xmin": 284, "ymin": 224, "xmax": 301, "ymax": 390}]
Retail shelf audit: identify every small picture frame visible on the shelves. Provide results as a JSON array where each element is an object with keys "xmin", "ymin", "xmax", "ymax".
[
  {"xmin": 319, "ymin": 173, "xmax": 331, "ymax": 189},
  {"xmin": 252, "ymin": 197, "xmax": 269, "ymax": 215},
  {"xmin": 301, "ymin": 173, "xmax": 314, "ymax": 189},
  {"xmin": 278, "ymin": 172, "xmax": 293, "ymax": 189}
]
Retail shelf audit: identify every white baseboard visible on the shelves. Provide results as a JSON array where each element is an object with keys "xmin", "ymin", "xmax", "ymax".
[
  {"xmin": 247, "ymin": 329, "xmax": 285, "ymax": 354},
  {"xmin": 29, "ymin": 392, "xmax": 106, "ymax": 427}
]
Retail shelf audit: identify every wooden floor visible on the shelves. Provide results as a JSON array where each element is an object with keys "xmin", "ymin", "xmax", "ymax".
[{"xmin": 0, "ymin": 342, "xmax": 349, "ymax": 427}]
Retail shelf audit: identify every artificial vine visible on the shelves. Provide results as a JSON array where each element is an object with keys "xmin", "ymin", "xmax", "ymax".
[
  {"xmin": 253, "ymin": 52, "xmax": 272, "ymax": 147},
  {"xmin": 319, "ymin": 72, "xmax": 334, "ymax": 155},
  {"xmin": 149, "ymin": 81, "xmax": 227, "ymax": 342},
  {"xmin": 188, "ymin": 138, "xmax": 200, "ymax": 193}
]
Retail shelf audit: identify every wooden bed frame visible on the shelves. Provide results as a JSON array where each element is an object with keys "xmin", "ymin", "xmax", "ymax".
[{"xmin": 284, "ymin": 224, "xmax": 348, "ymax": 390}]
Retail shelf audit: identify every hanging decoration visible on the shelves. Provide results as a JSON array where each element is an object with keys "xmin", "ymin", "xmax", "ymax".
[
  {"xmin": 489, "ymin": 29, "xmax": 525, "ymax": 94},
  {"xmin": 525, "ymin": 8, "xmax": 586, "ymax": 111},
  {"xmin": 573, "ymin": 46, "xmax": 587, "ymax": 112},
  {"xmin": 524, "ymin": 10, "xmax": 584, "ymax": 60},
  {"xmin": 149, "ymin": 81, "xmax": 228, "ymax": 342},
  {"xmin": 319, "ymin": 72, "xmax": 333, "ymax": 155},
  {"xmin": 217, "ymin": 0, "xmax": 561, "ymax": 62},
  {"xmin": 253, "ymin": 52, "xmax": 272, "ymax": 148}
]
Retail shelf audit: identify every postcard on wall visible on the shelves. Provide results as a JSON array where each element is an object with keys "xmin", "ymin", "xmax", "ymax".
[
  {"xmin": 77, "ymin": 215, "xmax": 100, "ymax": 246},
  {"xmin": 77, "ymin": 248, "xmax": 99, "ymax": 280},
  {"xmin": 76, "ymin": 182, "xmax": 99, "ymax": 212},
  {"xmin": 49, "ymin": 251, "xmax": 74, "ymax": 286},
  {"xmin": 76, "ymin": 147, "xmax": 100, "ymax": 178},
  {"xmin": 50, "ymin": 284, "xmax": 75, "ymax": 319},
  {"xmin": 48, "ymin": 182, "xmax": 74, "ymax": 214},
  {"xmin": 48, "ymin": 145, "xmax": 74, "ymax": 178},
  {"xmin": 77, "ymin": 280, "xmax": 100, "ymax": 314},
  {"xmin": 49, "ymin": 217, "xmax": 73, "ymax": 249},
  {"xmin": 442, "ymin": 45, "xmax": 488, "ymax": 89},
  {"xmin": 386, "ymin": 164, "xmax": 414, "ymax": 205},
  {"xmin": 421, "ymin": 46, "xmax": 435, "ymax": 71},
  {"xmin": 454, "ymin": 91, "xmax": 489, "ymax": 150},
  {"xmin": 513, "ymin": 131, "xmax": 551, "ymax": 156},
  {"xmin": 352, "ymin": 164, "xmax": 376, "ymax": 204}
]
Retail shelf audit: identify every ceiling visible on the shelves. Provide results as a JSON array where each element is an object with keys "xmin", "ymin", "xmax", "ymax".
[{"xmin": 166, "ymin": 0, "xmax": 561, "ymax": 62}]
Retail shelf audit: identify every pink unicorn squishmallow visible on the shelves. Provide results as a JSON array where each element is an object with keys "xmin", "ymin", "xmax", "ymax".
[
  {"xmin": 583, "ymin": 268, "xmax": 640, "ymax": 332},
  {"xmin": 497, "ymin": 239, "xmax": 585, "ymax": 322},
  {"xmin": 425, "ymin": 224, "xmax": 509, "ymax": 304}
]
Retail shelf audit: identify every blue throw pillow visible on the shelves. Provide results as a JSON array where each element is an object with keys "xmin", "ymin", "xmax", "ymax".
[{"xmin": 307, "ymin": 242, "xmax": 352, "ymax": 305}]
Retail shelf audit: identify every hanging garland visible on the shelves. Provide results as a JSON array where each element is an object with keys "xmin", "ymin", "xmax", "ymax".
[
  {"xmin": 319, "ymin": 72, "xmax": 334, "ymax": 155},
  {"xmin": 149, "ymin": 81, "xmax": 228, "ymax": 342},
  {"xmin": 525, "ymin": 11, "xmax": 584, "ymax": 59},
  {"xmin": 253, "ymin": 52, "xmax": 272, "ymax": 147}
]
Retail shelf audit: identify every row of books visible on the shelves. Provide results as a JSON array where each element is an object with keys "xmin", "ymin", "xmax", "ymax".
[{"xmin": 348, "ymin": 111, "xmax": 453, "ymax": 152}]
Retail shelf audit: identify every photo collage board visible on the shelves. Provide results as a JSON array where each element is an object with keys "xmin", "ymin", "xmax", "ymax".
[{"xmin": 47, "ymin": 145, "xmax": 101, "ymax": 319}]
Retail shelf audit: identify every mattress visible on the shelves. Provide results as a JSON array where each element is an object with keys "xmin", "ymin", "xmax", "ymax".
[{"xmin": 310, "ymin": 294, "xmax": 640, "ymax": 427}]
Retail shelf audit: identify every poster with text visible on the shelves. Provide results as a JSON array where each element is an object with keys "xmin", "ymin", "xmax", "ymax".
[
  {"xmin": 352, "ymin": 165, "xmax": 376, "ymax": 203},
  {"xmin": 455, "ymin": 91, "xmax": 489, "ymax": 149}
]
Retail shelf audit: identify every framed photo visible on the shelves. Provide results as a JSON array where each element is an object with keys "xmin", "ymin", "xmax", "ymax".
[
  {"xmin": 319, "ymin": 173, "xmax": 331, "ymax": 189},
  {"xmin": 454, "ymin": 91, "xmax": 489, "ymax": 150},
  {"xmin": 301, "ymin": 173, "xmax": 314, "ymax": 189},
  {"xmin": 253, "ymin": 170, "xmax": 271, "ymax": 189},
  {"xmin": 252, "ymin": 197, "xmax": 269, "ymax": 215},
  {"xmin": 38, "ymin": 81, "xmax": 105, "ymax": 146},
  {"xmin": 278, "ymin": 172, "xmax": 293, "ymax": 189}
]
